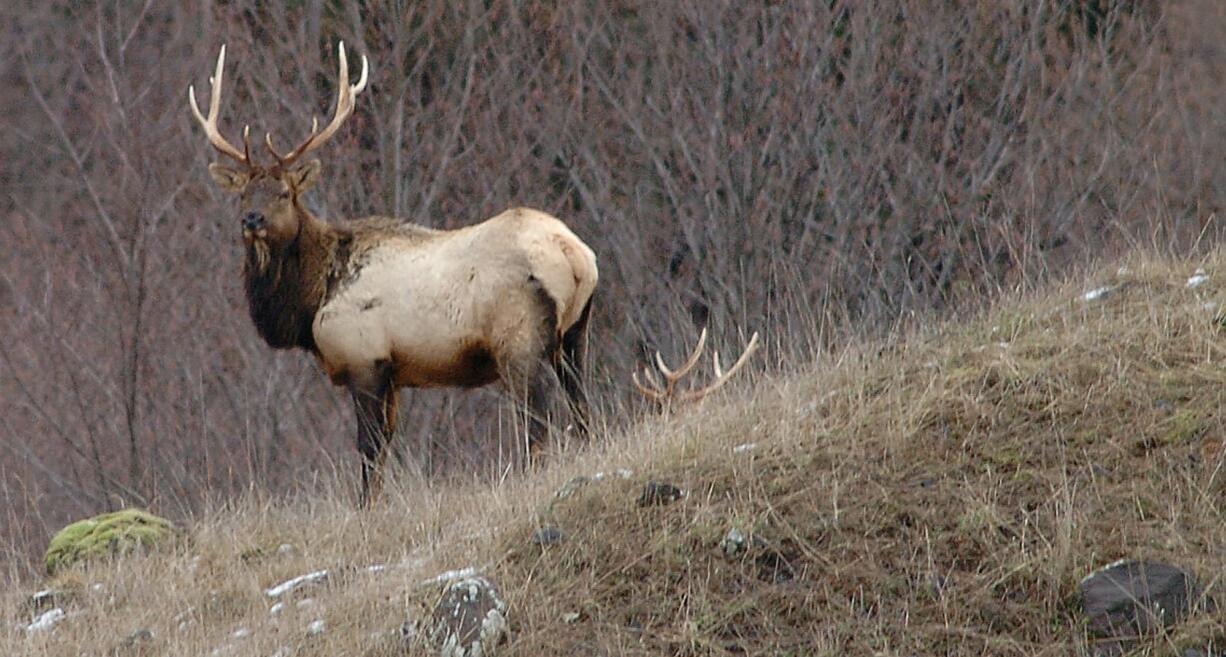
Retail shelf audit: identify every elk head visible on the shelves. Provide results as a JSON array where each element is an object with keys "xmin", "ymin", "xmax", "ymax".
[
  {"xmin": 633, "ymin": 328, "xmax": 761, "ymax": 404},
  {"xmin": 189, "ymin": 43, "xmax": 368, "ymax": 270}
]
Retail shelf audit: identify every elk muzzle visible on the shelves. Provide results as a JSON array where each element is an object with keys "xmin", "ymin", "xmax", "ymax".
[{"xmin": 243, "ymin": 211, "xmax": 265, "ymax": 232}]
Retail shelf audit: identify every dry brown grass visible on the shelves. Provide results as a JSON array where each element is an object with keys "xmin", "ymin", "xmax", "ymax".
[{"xmin": 4, "ymin": 251, "xmax": 1224, "ymax": 655}]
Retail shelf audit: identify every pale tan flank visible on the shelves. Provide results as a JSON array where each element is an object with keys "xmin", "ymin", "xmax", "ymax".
[{"xmin": 313, "ymin": 208, "xmax": 598, "ymax": 390}]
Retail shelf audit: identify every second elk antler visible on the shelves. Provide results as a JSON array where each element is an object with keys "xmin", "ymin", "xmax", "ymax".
[{"xmin": 633, "ymin": 329, "xmax": 760, "ymax": 403}]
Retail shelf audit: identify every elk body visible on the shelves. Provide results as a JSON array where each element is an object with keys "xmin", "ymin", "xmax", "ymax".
[{"xmin": 190, "ymin": 44, "xmax": 598, "ymax": 505}]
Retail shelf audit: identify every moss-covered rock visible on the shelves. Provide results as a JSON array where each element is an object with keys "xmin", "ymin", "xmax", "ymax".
[{"xmin": 44, "ymin": 509, "xmax": 175, "ymax": 575}]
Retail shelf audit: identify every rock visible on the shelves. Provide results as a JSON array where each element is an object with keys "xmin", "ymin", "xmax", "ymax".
[
  {"xmin": 429, "ymin": 575, "xmax": 507, "ymax": 657},
  {"xmin": 530, "ymin": 526, "xmax": 565, "ymax": 546},
  {"xmin": 637, "ymin": 481, "xmax": 684, "ymax": 507},
  {"xmin": 117, "ymin": 628, "xmax": 154, "ymax": 652},
  {"xmin": 924, "ymin": 572, "xmax": 948, "ymax": 599},
  {"xmin": 1080, "ymin": 560, "xmax": 1204, "ymax": 655},
  {"xmin": 754, "ymin": 548, "xmax": 795, "ymax": 583},
  {"xmin": 44, "ymin": 509, "xmax": 175, "ymax": 575},
  {"xmin": 719, "ymin": 527, "xmax": 767, "ymax": 558}
]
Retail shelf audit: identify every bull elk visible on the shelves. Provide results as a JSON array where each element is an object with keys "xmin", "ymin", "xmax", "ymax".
[
  {"xmin": 632, "ymin": 329, "xmax": 760, "ymax": 404},
  {"xmin": 189, "ymin": 43, "xmax": 598, "ymax": 505}
]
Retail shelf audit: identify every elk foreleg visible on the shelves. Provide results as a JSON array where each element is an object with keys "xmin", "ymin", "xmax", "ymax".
[{"xmin": 351, "ymin": 360, "xmax": 397, "ymax": 507}]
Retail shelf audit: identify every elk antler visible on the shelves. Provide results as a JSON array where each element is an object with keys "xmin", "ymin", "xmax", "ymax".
[
  {"xmin": 633, "ymin": 329, "xmax": 761, "ymax": 403},
  {"xmin": 188, "ymin": 44, "xmax": 252, "ymax": 166},
  {"xmin": 264, "ymin": 41, "xmax": 369, "ymax": 168}
]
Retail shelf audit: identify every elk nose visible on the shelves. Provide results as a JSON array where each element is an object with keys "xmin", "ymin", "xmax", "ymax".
[{"xmin": 242, "ymin": 212, "xmax": 265, "ymax": 231}]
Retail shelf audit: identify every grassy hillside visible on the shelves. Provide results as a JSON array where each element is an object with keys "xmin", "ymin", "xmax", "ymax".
[{"xmin": 4, "ymin": 252, "xmax": 1224, "ymax": 656}]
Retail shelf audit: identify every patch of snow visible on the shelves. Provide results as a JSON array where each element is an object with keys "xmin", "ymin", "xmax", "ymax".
[
  {"xmin": 1117, "ymin": 266, "xmax": 1130, "ymax": 276},
  {"xmin": 232, "ymin": 627, "xmax": 250, "ymax": 639},
  {"xmin": 421, "ymin": 566, "xmax": 477, "ymax": 587},
  {"xmin": 1081, "ymin": 286, "xmax": 1112, "ymax": 301},
  {"xmin": 732, "ymin": 442, "xmax": 758, "ymax": 454},
  {"xmin": 265, "ymin": 569, "xmax": 329, "ymax": 598},
  {"xmin": 276, "ymin": 543, "xmax": 296, "ymax": 557},
  {"xmin": 25, "ymin": 608, "xmax": 65, "ymax": 632},
  {"xmin": 269, "ymin": 602, "xmax": 285, "ymax": 615},
  {"xmin": 28, "ymin": 590, "xmax": 57, "ymax": 608},
  {"xmin": 306, "ymin": 619, "xmax": 325, "ymax": 636},
  {"xmin": 365, "ymin": 564, "xmax": 387, "ymax": 574},
  {"xmin": 1080, "ymin": 558, "xmax": 1132, "ymax": 585},
  {"xmin": 89, "ymin": 582, "xmax": 104, "ymax": 593},
  {"xmin": 1187, "ymin": 269, "xmax": 1209, "ymax": 288},
  {"xmin": 591, "ymin": 468, "xmax": 633, "ymax": 481},
  {"xmin": 296, "ymin": 598, "xmax": 315, "ymax": 609},
  {"xmin": 174, "ymin": 607, "xmax": 196, "ymax": 630}
]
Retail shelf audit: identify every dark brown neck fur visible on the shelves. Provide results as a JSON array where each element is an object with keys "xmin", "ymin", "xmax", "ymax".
[{"xmin": 244, "ymin": 208, "xmax": 341, "ymax": 353}]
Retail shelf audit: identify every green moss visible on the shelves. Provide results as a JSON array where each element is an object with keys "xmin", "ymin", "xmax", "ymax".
[
  {"xmin": 44, "ymin": 509, "xmax": 175, "ymax": 575},
  {"xmin": 1163, "ymin": 409, "xmax": 1205, "ymax": 444}
]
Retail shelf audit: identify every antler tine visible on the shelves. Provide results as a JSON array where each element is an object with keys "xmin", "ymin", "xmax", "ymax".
[
  {"xmin": 631, "ymin": 369, "xmax": 667, "ymax": 402},
  {"xmin": 188, "ymin": 44, "xmax": 249, "ymax": 165},
  {"xmin": 680, "ymin": 332, "xmax": 760, "ymax": 402},
  {"xmin": 265, "ymin": 41, "xmax": 370, "ymax": 168},
  {"xmin": 654, "ymin": 328, "xmax": 708, "ymax": 383}
]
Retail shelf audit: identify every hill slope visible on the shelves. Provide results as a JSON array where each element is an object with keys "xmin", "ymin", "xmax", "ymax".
[{"xmin": 5, "ymin": 253, "xmax": 1225, "ymax": 656}]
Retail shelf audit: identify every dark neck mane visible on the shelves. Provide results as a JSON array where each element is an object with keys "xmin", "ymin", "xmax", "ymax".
[{"xmin": 243, "ymin": 209, "xmax": 339, "ymax": 353}]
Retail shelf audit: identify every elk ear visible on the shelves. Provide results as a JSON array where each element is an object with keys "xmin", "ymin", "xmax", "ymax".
[
  {"xmin": 287, "ymin": 159, "xmax": 323, "ymax": 192},
  {"xmin": 208, "ymin": 163, "xmax": 249, "ymax": 193}
]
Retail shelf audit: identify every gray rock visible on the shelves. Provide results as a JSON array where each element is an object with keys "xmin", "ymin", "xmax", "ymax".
[
  {"xmin": 1079, "ymin": 560, "xmax": 1204, "ymax": 656},
  {"xmin": 719, "ymin": 527, "xmax": 767, "ymax": 558},
  {"xmin": 924, "ymin": 572, "xmax": 948, "ymax": 599},
  {"xmin": 530, "ymin": 526, "xmax": 565, "ymax": 546},
  {"xmin": 429, "ymin": 575, "xmax": 507, "ymax": 657},
  {"xmin": 110, "ymin": 628, "xmax": 156, "ymax": 655},
  {"xmin": 120, "ymin": 628, "xmax": 154, "ymax": 648},
  {"xmin": 637, "ymin": 481, "xmax": 683, "ymax": 507}
]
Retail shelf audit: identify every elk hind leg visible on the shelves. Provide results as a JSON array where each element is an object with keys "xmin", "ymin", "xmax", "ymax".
[
  {"xmin": 555, "ymin": 296, "xmax": 593, "ymax": 437},
  {"xmin": 350, "ymin": 360, "xmax": 397, "ymax": 507},
  {"xmin": 500, "ymin": 277, "xmax": 559, "ymax": 464}
]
